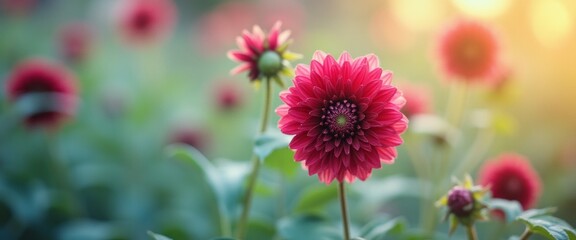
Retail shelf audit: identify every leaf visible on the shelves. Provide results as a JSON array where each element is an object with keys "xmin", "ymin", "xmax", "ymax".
[
  {"xmin": 253, "ymin": 129, "xmax": 292, "ymax": 163},
  {"xmin": 487, "ymin": 198, "xmax": 523, "ymax": 223},
  {"xmin": 277, "ymin": 215, "xmax": 341, "ymax": 240},
  {"xmin": 166, "ymin": 145, "xmax": 231, "ymax": 236},
  {"xmin": 263, "ymin": 146, "xmax": 298, "ymax": 178},
  {"xmin": 518, "ymin": 207, "xmax": 557, "ymax": 219},
  {"xmin": 359, "ymin": 216, "xmax": 390, "ymax": 237},
  {"xmin": 210, "ymin": 238, "xmax": 236, "ymax": 240},
  {"xmin": 293, "ymin": 185, "xmax": 338, "ymax": 214},
  {"xmin": 361, "ymin": 217, "xmax": 407, "ymax": 240},
  {"xmin": 147, "ymin": 231, "xmax": 173, "ymax": 240},
  {"xmin": 517, "ymin": 215, "xmax": 576, "ymax": 240}
]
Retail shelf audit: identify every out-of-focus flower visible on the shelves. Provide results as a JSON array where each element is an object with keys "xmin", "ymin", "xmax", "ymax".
[
  {"xmin": 59, "ymin": 22, "xmax": 92, "ymax": 63},
  {"xmin": 168, "ymin": 127, "xmax": 210, "ymax": 155},
  {"xmin": 478, "ymin": 153, "xmax": 541, "ymax": 210},
  {"xmin": 116, "ymin": 0, "xmax": 176, "ymax": 44},
  {"xmin": 213, "ymin": 80, "xmax": 244, "ymax": 112},
  {"xmin": 1, "ymin": 0, "xmax": 35, "ymax": 15},
  {"xmin": 436, "ymin": 20, "xmax": 500, "ymax": 82},
  {"xmin": 276, "ymin": 51, "xmax": 408, "ymax": 184},
  {"xmin": 398, "ymin": 82, "xmax": 432, "ymax": 119},
  {"xmin": 5, "ymin": 58, "xmax": 77, "ymax": 128},
  {"xmin": 196, "ymin": 0, "xmax": 305, "ymax": 56},
  {"xmin": 436, "ymin": 175, "xmax": 489, "ymax": 234},
  {"xmin": 228, "ymin": 21, "xmax": 301, "ymax": 85}
]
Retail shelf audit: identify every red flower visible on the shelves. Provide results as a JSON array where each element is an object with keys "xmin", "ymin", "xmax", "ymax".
[
  {"xmin": 5, "ymin": 58, "xmax": 77, "ymax": 128},
  {"xmin": 478, "ymin": 153, "xmax": 541, "ymax": 210},
  {"xmin": 117, "ymin": 0, "xmax": 176, "ymax": 44},
  {"xmin": 169, "ymin": 127, "xmax": 210, "ymax": 154},
  {"xmin": 276, "ymin": 51, "xmax": 408, "ymax": 184},
  {"xmin": 437, "ymin": 20, "xmax": 500, "ymax": 82},
  {"xmin": 214, "ymin": 80, "xmax": 244, "ymax": 112},
  {"xmin": 228, "ymin": 21, "xmax": 300, "ymax": 82},
  {"xmin": 59, "ymin": 22, "xmax": 92, "ymax": 63},
  {"xmin": 398, "ymin": 82, "xmax": 432, "ymax": 119}
]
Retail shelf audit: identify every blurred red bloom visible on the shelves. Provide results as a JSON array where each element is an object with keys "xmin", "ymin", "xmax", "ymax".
[
  {"xmin": 1, "ymin": 0, "xmax": 35, "ymax": 15},
  {"xmin": 478, "ymin": 153, "xmax": 541, "ymax": 210},
  {"xmin": 228, "ymin": 21, "xmax": 299, "ymax": 82},
  {"xmin": 398, "ymin": 83, "xmax": 432, "ymax": 119},
  {"xmin": 169, "ymin": 127, "xmax": 210, "ymax": 154},
  {"xmin": 117, "ymin": 0, "xmax": 176, "ymax": 44},
  {"xmin": 59, "ymin": 22, "xmax": 92, "ymax": 63},
  {"xmin": 214, "ymin": 80, "xmax": 244, "ymax": 112},
  {"xmin": 437, "ymin": 20, "xmax": 500, "ymax": 82},
  {"xmin": 5, "ymin": 58, "xmax": 77, "ymax": 128},
  {"xmin": 277, "ymin": 51, "xmax": 408, "ymax": 184}
]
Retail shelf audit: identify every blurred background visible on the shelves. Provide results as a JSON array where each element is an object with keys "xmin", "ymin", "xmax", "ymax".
[{"xmin": 1, "ymin": 0, "xmax": 576, "ymax": 239}]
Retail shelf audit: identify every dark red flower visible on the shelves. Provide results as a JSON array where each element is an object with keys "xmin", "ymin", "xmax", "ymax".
[
  {"xmin": 437, "ymin": 20, "xmax": 500, "ymax": 82},
  {"xmin": 59, "ymin": 22, "xmax": 92, "ymax": 63},
  {"xmin": 277, "ymin": 51, "xmax": 408, "ymax": 184},
  {"xmin": 214, "ymin": 80, "xmax": 244, "ymax": 112},
  {"xmin": 478, "ymin": 153, "xmax": 541, "ymax": 210},
  {"xmin": 117, "ymin": 0, "xmax": 176, "ymax": 44},
  {"xmin": 5, "ymin": 58, "xmax": 77, "ymax": 128}
]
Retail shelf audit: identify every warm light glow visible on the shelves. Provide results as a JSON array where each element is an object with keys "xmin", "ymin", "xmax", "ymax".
[
  {"xmin": 390, "ymin": 0, "xmax": 444, "ymax": 32},
  {"xmin": 530, "ymin": 0, "xmax": 573, "ymax": 48},
  {"xmin": 452, "ymin": 0, "xmax": 513, "ymax": 18}
]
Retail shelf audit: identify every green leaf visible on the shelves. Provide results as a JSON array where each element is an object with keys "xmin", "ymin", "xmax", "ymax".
[
  {"xmin": 361, "ymin": 217, "xmax": 407, "ymax": 240},
  {"xmin": 359, "ymin": 216, "xmax": 391, "ymax": 237},
  {"xmin": 166, "ymin": 145, "xmax": 231, "ymax": 236},
  {"xmin": 254, "ymin": 129, "xmax": 292, "ymax": 163},
  {"xmin": 277, "ymin": 215, "xmax": 341, "ymax": 240},
  {"xmin": 487, "ymin": 198, "xmax": 523, "ymax": 223},
  {"xmin": 210, "ymin": 238, "xmax": 236, "ymax": 240},
  {"xmin": 293, "ymin": 185, "xmax": 338, "ymax": 214},
  {"xmin": 517, "ymin": 215, "xmax": 576, "ymax": 240},
  {"xmin": 518, "ymin": 207, "xmax": 557, "ymax": 219},
  {"xmin": 263, "ymin": 146, "xmax": 298, "ymax": 178},
  {"xmin": 147, "ymin": 231, "xmax": 173, "ymax": 240}
]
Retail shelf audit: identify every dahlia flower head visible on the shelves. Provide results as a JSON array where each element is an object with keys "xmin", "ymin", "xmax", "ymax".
[
  {"xmin": 437, "ymin": 19, "xmax": 501, "ymax": 82},
  {"xmin": 5, "ymin": 58, "xmax": 77, "ymax": 128},
  {"xmin": 436, "ymin": 175, "xmax": 489, "ymax": 234},
  {"xmin": 277, "ymin": 51, "xmax": 408, "ymax": 184},
  {"xmin": 478, "ymin": 153, "xmax": 541, "ymax": 210},
  {"xmin": 116, "ymin": 0, "xmax": 176, "ymax": 44},
  {"xmin": 228, "ymin": 21, "xmax": 301, "ymax": 85}
]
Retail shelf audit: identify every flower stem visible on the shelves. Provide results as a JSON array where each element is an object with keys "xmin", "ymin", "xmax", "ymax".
[
  {"xmin": 236, "ymin": 78, "xmax": 272, "ymax": 240},
  {"xmin": 519, "ymin": 228, "xmax": 533, "ymax": 240},
  {"xmin": 466, "ymin": 225, "xmax": 478, "ymax": 240},
  {"xmin": 338, "ymin": 182, "xmax": 351, "ymax": 240}
]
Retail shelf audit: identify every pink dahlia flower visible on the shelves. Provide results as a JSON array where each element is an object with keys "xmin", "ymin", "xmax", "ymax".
[
  {"xmin": 228, "ymin": 21, "xmax": 300, "ymax": 82},
  {"xmin": 478, "ymin": 153, "xmax": 541, "ymax": 210},
  {"xmin": 437, "ymin": 20, "xmax": 500, "ymax": 82},
  {"xmin": 277, "ymin": 51, "xmax": 408, "ymax": 184},
  {"xmin": 59, "ymin": 22, "xmax": 92, "ymax": 63},
  {"xmin": 117, "ymin": 0, "xmax": 176, "ymax": 44},
  {"xmin": 398, "ymin": 83, "xmax": 432, "ymax": 119},
  {"xmin": 5, "ymin": 59, "xmax": 77, "ymax": 128}
]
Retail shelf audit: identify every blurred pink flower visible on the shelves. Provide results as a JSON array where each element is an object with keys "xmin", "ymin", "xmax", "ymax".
[
  {"xmin": 398, "ymin": 82, "xmax": 432, "ymax": 119},
  {"xmin": 59, "ymin": 22, "xmax": 92, "ymax": 63},
  {"xmin": 196, "ymin": 0, "xmax": 305, "ymax": 56},
  {"xmin": 1, "ymin": 0, "xmax": 35, "ymax": 15},
  {"xmin": 437, "ymin": 20, "xmax": 500, "ymax": 82},
  {"xmin": 213, "ymin": 80, "xmax": 244, "ymax": 112},
  {"xmin": 228, "ymin": 21, "xmax": 299, "ymax": 82},
  {"xmin": 117, "ymin": 0, "xmax": 176, "ymax": 44},
  {"xmin": 277, "ymin": 51, "xmax": 408, "ymax": 184},
  {"xmin": 169, "ymin": 127, "xmax": 210, "ymax": 154},
  {"xmin": 478, "ymin": 153, "xmax": 541, "ymax": 210},
  {"xmin": 5, "ymin": 58, "xmax": 77, "ymax": 128}
]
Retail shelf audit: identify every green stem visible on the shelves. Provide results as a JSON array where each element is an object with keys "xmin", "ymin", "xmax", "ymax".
[
  {"xmin": 466, "ymin": 225, "xmax": 478, "ymax": 240},
  {"xmin": 339, "ymin": 182, "xmax": 351, "ymax": 240},
  {"xmin": 235, "ymin": 78, "xmax": 272, "ymax": 240},
  {"xmin": 519, "ymin": 228, "xmax": 533, "ymax": 240}
]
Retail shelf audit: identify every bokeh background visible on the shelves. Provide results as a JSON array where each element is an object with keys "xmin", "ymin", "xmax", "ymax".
[{"xmin": 1, "ymin": 0, "xmax": 576, "ymax": 239}]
